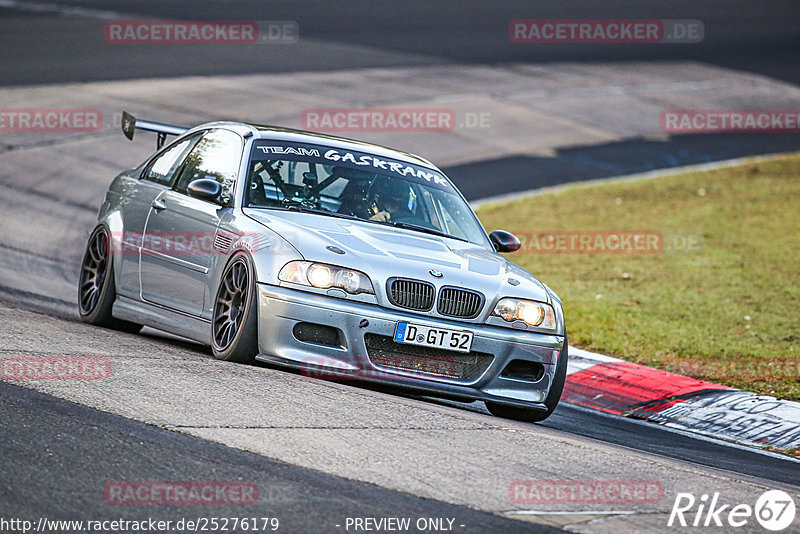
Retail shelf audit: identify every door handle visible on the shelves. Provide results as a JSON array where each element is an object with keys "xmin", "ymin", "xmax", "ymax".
[{"xmin": 151, "ymin": 199, "xmax": 167, "ymax": 211}]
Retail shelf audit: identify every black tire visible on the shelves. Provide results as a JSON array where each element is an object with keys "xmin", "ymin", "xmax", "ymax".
[
  {"xmin": 78, "ymin": 226, "xmax": 142, "ymax": 334},
  {"xmin": 485, "ymin": 334, "xmax": 569, "ymax": 423},
  {"xmin": 211, "ymin": 253, "xmax": 258, "ymax": 363}
]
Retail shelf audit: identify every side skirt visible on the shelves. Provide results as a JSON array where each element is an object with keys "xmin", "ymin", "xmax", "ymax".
[{"xmin": 113, "ymin": 295, "xmax": 211, "ymax": 345}]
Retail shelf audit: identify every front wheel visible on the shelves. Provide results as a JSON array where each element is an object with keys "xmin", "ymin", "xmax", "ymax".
[
  {"xmin": 78, "ymin": 226, "xmax": 142, "ymax": 333},
  {"xmin": 485, "ymin": 335, "xmax": 569, "ymax": 423},
  {"xmin": 211, "ymin": 253, "xmax": 259, "ymax": 363}
]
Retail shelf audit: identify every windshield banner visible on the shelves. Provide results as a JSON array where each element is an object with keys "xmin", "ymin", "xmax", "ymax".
[{"xmin": 250, "ymin": 140, "xmax": 452, "ymax": 191}]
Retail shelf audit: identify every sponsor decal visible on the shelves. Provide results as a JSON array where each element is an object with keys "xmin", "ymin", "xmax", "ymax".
[
  {"xmin": 251, "ymin": 142, "xmax": 452, "ymax": 190},
  {"xmin": 324, "ymin": 149, "xmax": 448, "ymax": 186},
  {"xmin": 257, "ymin": 146, "xmax": 320, "ymax": 157}
]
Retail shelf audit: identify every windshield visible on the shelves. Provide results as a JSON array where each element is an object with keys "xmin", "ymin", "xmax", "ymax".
[{"xmin": 245, "ymin": 141, "xmax": 489, "ymax": 245}]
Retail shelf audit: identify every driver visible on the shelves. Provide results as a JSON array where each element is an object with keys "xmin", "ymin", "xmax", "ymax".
[{"xmin": 368, "ymin": 178, "xmax": 413, "ymax": 223}]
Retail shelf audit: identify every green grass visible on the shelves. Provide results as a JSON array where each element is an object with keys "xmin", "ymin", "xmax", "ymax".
[{"xmin": 477, "ymin": 154, "xmax": 800, "ymax": 400}]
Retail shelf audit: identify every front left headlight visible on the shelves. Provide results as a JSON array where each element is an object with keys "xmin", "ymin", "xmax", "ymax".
[
  {"xmin": 278, "ymin": 261, "xmax": 374, "ymax": 295},
  {"xmin": 492, "ymin": 298, "xmax": 557, "ymax": 330}
]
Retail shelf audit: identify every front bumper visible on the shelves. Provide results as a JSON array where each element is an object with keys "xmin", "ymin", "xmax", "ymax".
[{"xmin": 255, "ymin": 283, "xmax": 566, "ymax": 411}]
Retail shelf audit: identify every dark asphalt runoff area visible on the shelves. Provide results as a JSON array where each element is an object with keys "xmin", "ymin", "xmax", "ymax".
[
  {"xmin": 1, "ymin": 0, "xmax": 799, "ymax": 85},
  {"xmin": 0, "ymin": 380, "xmax": 556, "ymax": 533},
  {"xmin": 391, "ymin": 391, "xmax": 800, "ymax": 487},
  {"xmin": 4, "ymin": 0, "xmax": 800, "ymax": 194},
  {"xmin": 446, "ymin": 133, "xmax": 800, "ymax": 200}
]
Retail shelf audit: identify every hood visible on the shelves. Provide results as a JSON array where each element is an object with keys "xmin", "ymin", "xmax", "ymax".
[{"xmin": 244, "ymin": 208, "xmax": 550, "ymax": 304}]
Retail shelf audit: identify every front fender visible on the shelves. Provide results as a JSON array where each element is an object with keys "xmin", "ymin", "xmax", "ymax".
[
  {"xmin": 93, "ymin": 210, "xmax": 126, "ymax": 295},
  {"xmin": 201, "ymin": 212, "xmax": 303, "ymax": 320}
]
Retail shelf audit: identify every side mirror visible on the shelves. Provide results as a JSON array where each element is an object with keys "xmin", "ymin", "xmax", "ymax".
[
  {"xmin": 187, "ymin": 179, "xmax": 223, "ymax": 204},
  {"xmin": 489, "ymin": 230, "xmax": 521, "ymax": 253}
]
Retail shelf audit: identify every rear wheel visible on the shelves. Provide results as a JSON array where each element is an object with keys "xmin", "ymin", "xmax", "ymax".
[
  {"xmin": 78, "ymin": 226, "xmax": 142, "ymax": 333},
  {"xmin": 485, "ymin": 335, "xmax": 569, "ymax": 423},
  {"xmin": 211, "ymin": 253, "xmax": 258, "ymax": 363}
]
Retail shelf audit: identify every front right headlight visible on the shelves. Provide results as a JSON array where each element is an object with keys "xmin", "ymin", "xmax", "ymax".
[
  {"xmin": 492, "ymin": 298, "xmax": 557, "ymax": 330},
  {"xmin": 278, "ymin": 261, "xmax": 374, "ymax": 295}
]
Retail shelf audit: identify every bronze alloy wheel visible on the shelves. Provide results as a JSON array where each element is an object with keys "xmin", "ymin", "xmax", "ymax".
[
  {"xmin": 212, "ymin": 254, "xmax": 258, "ymax": 362},
  {"xmin": 79, "ymin": 227, "xmax": 109, "ymax": 315},
  {"xmin": 78, "ymin": 226, "xmax": 141, "ymax": 333}
]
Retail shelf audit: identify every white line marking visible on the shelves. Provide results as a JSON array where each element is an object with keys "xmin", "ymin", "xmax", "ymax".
[
  {"xmin": 503, "ymin": 510, "xmax": 636, "ymax": 515},
  {"xmin": 506, "ymin": 79, "xmax": 731, "ymax": 100},
  {"xmin": 568, "ymin": 346, "xmax": 622, "ymax": 363}
]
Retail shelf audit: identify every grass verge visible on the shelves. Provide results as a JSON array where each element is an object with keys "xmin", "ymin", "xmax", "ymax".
[{"xmin": 476, "ymin": 154, "xmax": 800, "ymax": 400}]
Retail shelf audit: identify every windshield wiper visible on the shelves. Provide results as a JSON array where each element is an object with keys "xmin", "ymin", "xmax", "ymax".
[
  {"xmin": 271, "ymin": 205, "xmax": 362, "ymax": 222},
  {"xmin": 389, "ymin": 221, "xmax": 467, "ymax": 242}
]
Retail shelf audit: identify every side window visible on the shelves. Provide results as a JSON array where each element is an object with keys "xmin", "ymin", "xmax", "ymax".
[
  {"xmin": 142, "ymin": 133, "xmax": 203, "ymax": 186},
  {"xmin": 174, "ymin": 129, "xmax": 243, "ymax": 201}
]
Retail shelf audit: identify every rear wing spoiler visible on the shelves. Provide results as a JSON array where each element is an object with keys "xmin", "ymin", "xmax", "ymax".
[{"xmin": 121, "ymin": 111, "xmax": 187, "ymax": 149}]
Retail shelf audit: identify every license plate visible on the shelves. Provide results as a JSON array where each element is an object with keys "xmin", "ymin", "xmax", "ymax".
[{"xmin": 393, "ymin": 322, "xmax": 474, "ymax": 353}]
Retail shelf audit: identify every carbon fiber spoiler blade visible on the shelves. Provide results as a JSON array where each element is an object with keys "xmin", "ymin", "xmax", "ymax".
[{"xmin": 121, "ymin": 111, "xmax": 188, "ymax": 149}]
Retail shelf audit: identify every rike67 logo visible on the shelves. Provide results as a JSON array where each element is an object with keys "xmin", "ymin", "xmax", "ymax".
[{"xmin": 668, "ymin": 490, "xmax": 796, "ymax": 531}]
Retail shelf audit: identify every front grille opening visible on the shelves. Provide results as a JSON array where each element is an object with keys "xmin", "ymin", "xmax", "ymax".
[
  {"xmin": 364, "ymin": 334, "xmax": 493, "ymax": 381},
  {"xmin": 293, "ymin": 322, "xmax": 341, "ymax": 348},
  {"xmin": 500, "ymin": 359, "xmax": 545, "ymax": 382},
  {"xmin": 388, "ymin": 278, "xmax": 435, "ymax": 311},
  {"xmin": 437, "ymin": 287, "xmax": 483, "ymax": 318}
]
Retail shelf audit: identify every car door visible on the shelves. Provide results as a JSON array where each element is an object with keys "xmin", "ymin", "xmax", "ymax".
[
  {"xmin": 117, "ymin": 133, "xmax": 203, "ymax": 299},
  {"xmin": 140, "ymin": 129, "xmax": 244, "ymax": 316}
]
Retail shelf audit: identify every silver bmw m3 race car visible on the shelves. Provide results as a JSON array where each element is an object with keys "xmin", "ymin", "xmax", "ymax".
[{"xmin": 79, "ymin": 112, "xmax": 568, "ymax": 422}]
